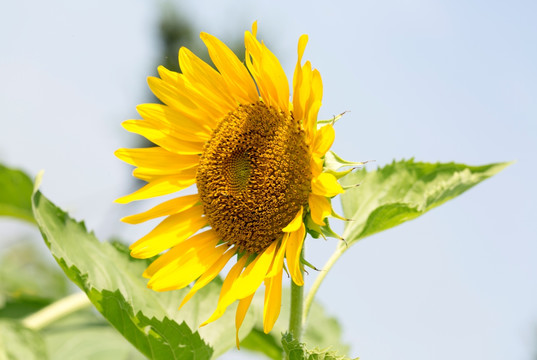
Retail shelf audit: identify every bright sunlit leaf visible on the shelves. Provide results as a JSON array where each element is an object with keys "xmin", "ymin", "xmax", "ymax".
[
  {"xmin": 340, "ymin": 159, "xmax": 511, "ymax": 246},
  {"xmin": 31, "ymin": 183, "xmax": 255, "ymax": 360}
]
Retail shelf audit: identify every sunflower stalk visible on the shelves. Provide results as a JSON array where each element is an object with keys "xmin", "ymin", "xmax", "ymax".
[{"xmin": 289, "ymin": 246, "xmax": 305, "ymax": 342}]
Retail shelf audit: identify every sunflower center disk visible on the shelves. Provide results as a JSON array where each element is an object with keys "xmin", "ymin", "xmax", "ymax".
[{"xmin": 197, "ymin": 102, "xmax": 311, "ymax": 254}]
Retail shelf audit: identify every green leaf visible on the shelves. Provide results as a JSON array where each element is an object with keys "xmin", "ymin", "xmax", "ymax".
[
  {"xmin": 281, "ymin": 332, "xmax": 357, "ymax": 360},
  {"xmin": 31, "ymin": 185, "xmax": 255, "ymax": 360},
  {"xmin": 0, "ymin": 164, "xmax": 35, "ymax": 224},
  {"xmin": 42, "ymin": 309, "xmax": 145, "ymax": 360},
  {"xmin": 0, "ymin": 319, "xmax": 48, "ymax": 360},
  {"xmin": 340, "ymin": 159, "xmax": 511, "ymax": 246}
]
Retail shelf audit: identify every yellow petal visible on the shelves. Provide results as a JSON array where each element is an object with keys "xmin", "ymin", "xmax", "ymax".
[
  {"xmin": 235, "ymin": 292, "xmax": 255, "ymax": 349},
  {"xmin": 295, "ymin": 61, "xmax": 312, "ymax": 122},
  {"xmin": 121, "ymin": 120, "xmax": 204, "ymax": 155},
  {"xmin": 263, "ymin": 266, "xmax": 283, "ymax": 333},
  {"xmin": 282, "ymin": 206, "xmax": 303, "ymax": 232},
  {"xmin": 148, "ymin": 243, "xmax": 228, "ymax": 292},
  {"xmin": 178, "ymin": 248, "xmax": 237, "ymax": 310},
  {"xmin": 147, "ymin": 75, "xmax": 208, "ymax": 119},
  {"xmin": 131, "ymin": 166, "xmax": 198, "ymax": 184},
  {"xmin": 312, "ymin": 124, "xmax": 335, "ymax": 158},
  {"xmin": 292, "ymin": 34, "xmax": 308, "ymax": 122},
  {"xmin": 259, "ymin": 45, "xmax": 290, "ymax": 112},
  {"xmin": 311, "ymin": 173, "xmax": 344, "ymax": 197},
  {"xmin": 201, "ymin": 256, "xmax": 248, "ymax": 326},
  {"xmin": 132, "ymin": 164, "xmax": 199, "ymax": 180},
  {"xmin": 244, "ymin": 31, "xmax": 289, "ymax": 112},
  {"xmin": 267, "ymin": 234, "xmax": 289, "ymax": 278},
  {"xmin": 156, "ymin": 65, "xmax": 181, "ymax": 85},
  {"xmin": 129, "ymin": 206, "xmax": 206, "ymax": 258},
  {"xmin": 293, "ymin": 57, "xmax": 323, "ymax": 145},
  {"xmin": 115, "ymin": 147, "xmax": 200, "ymax": 171},
  {"xmin": 310, "ymin": 156, "xmax": 324, "ymax": 177},
  {"xmin": 244, "ymin": 32, "xmax": 271, "ymax": 107},
  {"xmin": 147, "ymin": 76, "xmax": 222, "ymax": 126},
  {"xmin": 178, "ymin": 47, "xmax": 236, "ymax": 111},
  {"xmin": 311, "ymin": 69, "xmax": 323, "ymax": 104},
  {"xmin": 230, "ymin": 241, "xmax": 278, "ymax": 300},
  {"xmin": 285, "ymin": 222, "xmax": 306, "ymax": 286},
  {"xmin": 308, "ymin": 194, "xmax": 332, "ymax": 226},
  {"xmin": 121, "ymin": 194, "xmax": 199, "ymax": 224},
  {"xmin": 200, "ymin": 32, "xmax": 259, "ymax": 104},
  {"xmin": 251, "ymin": 21, "xmax": 258, "ymax": 37},
  {"xmin": 115, "ymin": 172, "xmax": 197, "ymax": 204},
  {"xmin": 305, "ymin": 99, "xmax": 322, "ymax": 143},
  {"xmin": 137, "ymin": 103, "xmax": 212, "ymax": 140},
  {"xmin": 143, "ymin": 229, "xmax": 219, "ymax": 278}
]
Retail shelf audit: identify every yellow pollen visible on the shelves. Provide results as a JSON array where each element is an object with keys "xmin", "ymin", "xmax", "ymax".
[{"xmin": 196, "ymin": 102, "xmax": 311, "ymax": 254}]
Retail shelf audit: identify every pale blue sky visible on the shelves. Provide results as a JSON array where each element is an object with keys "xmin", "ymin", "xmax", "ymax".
[{"xmin": 1, "ymin": 1, "xmax": 536, "ymax": 359}]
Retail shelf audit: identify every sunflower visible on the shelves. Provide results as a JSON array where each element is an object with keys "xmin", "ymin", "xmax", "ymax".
[{"xmin": 116, "ymin": 22, "xmax": 344, "ymax": 346}]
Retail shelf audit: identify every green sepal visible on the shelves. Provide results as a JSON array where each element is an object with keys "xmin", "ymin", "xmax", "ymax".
[
  {"xmin": 316, "ymin": 111, "xmax": 348, "ymax": 128},
  {"xmin": 304, "ymin": 214, "xmax": 324, "ymax": 239},
  {"xmin": 300, "ymin": 257, "xmax": 320, "ymax": 272},
  {"xmin": 324, "ymin": 151, "xmax": 368, "ymax": 171},
  {"xmin": 341, "ymin": 182, "xmax": 361, "ymax": 190},
  {"xmin": 331, "ymin": 209, "xmax": 350, "ymax": 222},
  {"xmin": 324, "ymin": 167, "xmax": 355, "ymax": 180},
  {"xmin": 320, "ymin": 218, "xmax": 344, "ymax": 241}
]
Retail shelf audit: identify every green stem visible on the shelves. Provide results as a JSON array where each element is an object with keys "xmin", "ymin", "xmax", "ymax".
[
  {"xmin": 22, "ymin": 292, "xmax": 91, "ymax": 330},
  {"xmin": 289, "ymin": 247, "xmax": 305, "ymax": 341},
  {"xmin": 302, "ymin": 244, "xmax": 345, "ymax": 325}
]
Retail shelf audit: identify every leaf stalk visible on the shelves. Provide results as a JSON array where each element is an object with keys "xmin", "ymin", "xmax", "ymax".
[
  {"xmin": 22, "ymin": 291, "xmax": 91, "ymax": 330},
  {"xmin": 303, "ymin": 244, "xmax": 345, "ymax": 325}
]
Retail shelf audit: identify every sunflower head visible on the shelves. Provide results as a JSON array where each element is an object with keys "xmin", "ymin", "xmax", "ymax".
[
  {"xmin": 116, "ymin": 22, "xmax": 346, "ymax": 347},
  {"xmin": 197, "ymin": 101, "xmax": 311, "ymax": 254}
]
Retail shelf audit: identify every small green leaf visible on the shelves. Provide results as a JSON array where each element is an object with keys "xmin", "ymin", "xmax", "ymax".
[
  {"xmin": 31, "ymin": 186, "xmax": 254, "ymax": 359},
  {"xmin": 317, "ymin": 112, "xmax": 348, "ymax": 128},
  {"xmin": 0, "ymin": 164, "xmax": 35, "ymax": 224},
  {"xmin": 0, "ymin": 319, "xmax": 48, "ymax": 360},
  {"xmin": 341, "ymin": 159, "xmax": 511, "ymax": 247},
  {"xmin": 281, "ymin": 332, "xmax": 357, "ymax": 360},
  {"xmin": 319, "ymin": 218, "xmax": 344, "ymax": 241}
]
